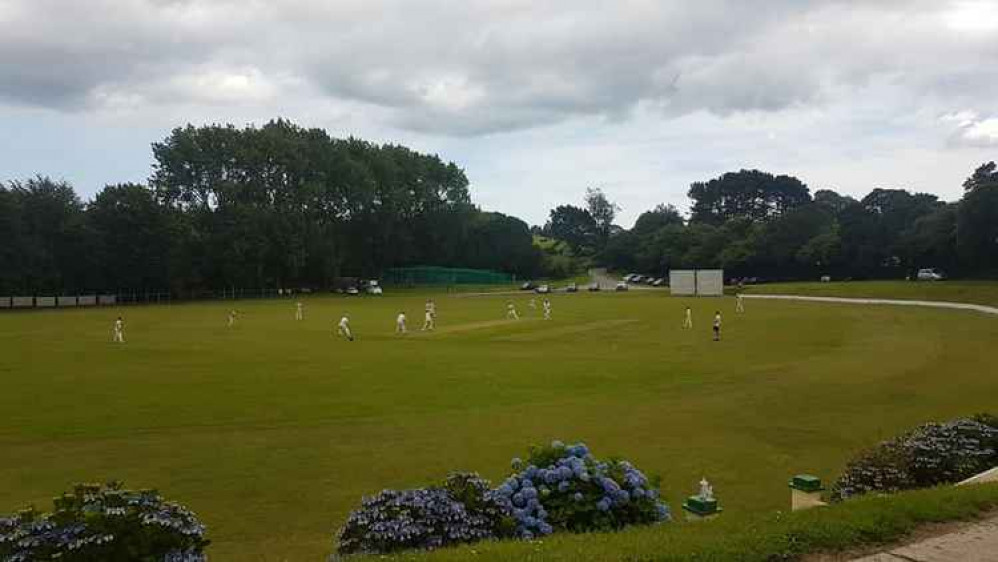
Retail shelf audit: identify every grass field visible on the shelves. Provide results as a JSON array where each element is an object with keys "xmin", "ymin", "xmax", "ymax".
[{"xmin": 1, "ymin": 285, "xmax": 997, "ymax": 561}]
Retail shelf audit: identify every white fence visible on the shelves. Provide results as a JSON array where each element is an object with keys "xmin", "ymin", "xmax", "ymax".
[
  {"xmin": 0, "ymin": 297, "xmax": 9, "ymax": 309},
  {"xmin": 669, "ymin": 269, "xmax": 725, "ymax": 297}
]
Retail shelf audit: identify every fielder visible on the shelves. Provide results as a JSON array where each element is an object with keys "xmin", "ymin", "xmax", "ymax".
[
  {"xmin": 338, "ymin": 314, "xmax": 354, "ymax": 341},
  {"xmin": 683, "ymin": 306, "xmax": 693, "ymax": 329},
  {"xmin": 506, "ymin": 302, "xmax": 519, "ymax": 320},
  {"xmin": 295, "ymin": 301, "xmax": 304, "ymax": 320},
  {"xmin": 227, "ymin": 310, "xmax": 237, "ymax": 328},
  {"xmin": 735, "ymin": 293, "xmax": 745, "ymax": 313},
  {"xmin": 712, "ymin": 311, "xmax": 722, "ymax": 341},
  {"xmin": 542, "ymin": 298, "xmax": 552, "ymax": 320},
  {"xmin": 396, "ymin": 311, "xmax": 407, "ymax": 334},
  {"xmin": 112, "ymin": 316, "xmax": 124, "ymax": 343}
]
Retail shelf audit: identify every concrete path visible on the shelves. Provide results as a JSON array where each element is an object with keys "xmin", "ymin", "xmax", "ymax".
[
  {"xmin": 743, "ymin": 294, "xmax": 998, "ymax": 316},
  {"xmin": 851, "ymin": 516, "xmax": 998, "ymax": 561}
]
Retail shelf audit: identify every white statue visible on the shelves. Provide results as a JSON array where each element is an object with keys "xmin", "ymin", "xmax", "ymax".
[{"xmin": 698, "ymin": 477, "xmax": 713, "ymax": 501}]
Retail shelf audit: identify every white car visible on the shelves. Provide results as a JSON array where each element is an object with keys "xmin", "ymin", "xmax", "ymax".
[
  {"xmin": 534, "ymin": 285, "xmax": 550, "ymax": 294},
  {"xmin": 366, "ymin": 280, "xmax": 383, "ymax": 295},
  {"xmin": 615, "ymin": 282, "xmax": 629, "ymax": 291},
  {"xmin": 916, "ymin": 268, "xmax": 945, "ymax": 281}
]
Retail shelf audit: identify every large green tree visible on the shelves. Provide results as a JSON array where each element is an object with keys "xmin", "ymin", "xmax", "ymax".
[
  {"xmin": 689, "ymin": 169, "xmax": 811, "ymax": 224},
  {"xmin": 957, "ymin": 162, "xmax": 998, "ymax": 271}
]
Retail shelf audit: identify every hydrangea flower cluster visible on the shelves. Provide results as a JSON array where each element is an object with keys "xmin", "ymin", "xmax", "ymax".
[
  {"xmin": 336, "ymin": 472, "xmax": 513, "ymax": 556},
  {"xmin": 493, "ymin": 441, "xmax": 670, "ymax": 538},
  {"xmin": 0, "ymin": 482, "xmax": 208, "ymax": 562},
  {"xmin": 833, "ymin": 416, "xmax": 998, "ymax": 500}
]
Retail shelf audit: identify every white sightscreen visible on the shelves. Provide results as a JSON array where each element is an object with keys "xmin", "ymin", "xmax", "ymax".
[
  {"xmin": 78, "ymin": 295, "xmax": 97, "ymax": 306},
  {"xmin": 669, "ymin": 270, "xmax": 696, "ymax": 296},
  {"xmin": 35, "ymin": 296, "xmax": 56, "ymax": 307},
  {"xmin": 12, "ymin": 296, "xmax": 34, "ymax": 308},
  {"xmin": 0, "ymin": 297, "xmax": 10, "ymax": 308},
  {"xmin": 696, "ymin": 269, "xmax": 724, "ymax": 296},
  {"xmin": 98, "ymin": 295, "xmax": 117, "ymax": 305},
  {"xmin": 57, "ymin": 296, "xmax": 78, "ymax": 307}
]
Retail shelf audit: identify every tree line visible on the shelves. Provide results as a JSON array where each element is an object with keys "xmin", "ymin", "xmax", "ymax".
[
  {"xmin": 3, "ymin": 117, "xmax": 995, "ymax": 295},
  {"xmin": 0, "ymin": 120, "xmax": 542, "ymax": 295},
  {"xmin": 556, "ymin": 166, "xmax": 997, "ymax": 280}
]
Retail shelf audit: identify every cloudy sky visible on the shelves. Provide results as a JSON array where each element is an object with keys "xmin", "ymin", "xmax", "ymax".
[{"xmin": 2, "ymin": 0, "xmax": 997, "ymax": 226}]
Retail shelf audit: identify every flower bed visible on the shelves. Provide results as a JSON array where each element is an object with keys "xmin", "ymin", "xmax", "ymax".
[
  {"xmin": 0, "ymin": 481, "xmax": 208, "ymax": 562},
  {"xmin": 335, "ymin": 441, "xmax": 670, "ymax": 556},
  {"xmin": 832, "ymin": 414, "xmax": 998, "ymax": 500}
]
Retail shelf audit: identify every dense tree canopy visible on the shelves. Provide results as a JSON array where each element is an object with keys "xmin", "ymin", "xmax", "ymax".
[
  {"xmin": 603, "ymin": 163, "xmax": 998, "ymax": 280},
  {"xmin": 0, "ymin": 120, "xmax": 541, "ymax": 294},
  {"xmin": 688, "ymin": 169, "xmax": 811, "ymax": 225},
  {"xmin": 2, "ymin": 121, "xmax": 995, "ymax": 295}
]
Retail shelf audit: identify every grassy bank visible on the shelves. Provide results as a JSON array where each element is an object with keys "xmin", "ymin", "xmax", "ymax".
[
  {"xmin": 372, "ymin": 483, "xmax": 998, "ymax": 562},
  {"xmin": 743, "ymin": 280, "xmax": 998, "ymax": 306}
]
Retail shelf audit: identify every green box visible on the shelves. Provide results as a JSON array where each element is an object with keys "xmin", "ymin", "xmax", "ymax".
[
  {"xmin": 682, "ymin": 496, "xmax": 719, "ymax": 515},
  {"xmin": 789, "ymin": 474, "xmax": 823, "ymax": 492}
]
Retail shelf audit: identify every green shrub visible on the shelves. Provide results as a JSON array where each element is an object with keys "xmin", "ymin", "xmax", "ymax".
[
  {"xmin": 832, "ymin": 416, "xmax": 998, "ymax": 500},
  {"xmin": 0, "ymin": 481, "xmax": 208, "ymax": 562}
]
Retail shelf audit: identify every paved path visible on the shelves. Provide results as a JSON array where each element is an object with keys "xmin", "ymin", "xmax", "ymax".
[
  {"xmin": 743, "ymin": 294, "xmax": 998, "ymax": 316},
  {"xmin": 850, "ymin": 516, "xmax": 998, "ymax": 561}
]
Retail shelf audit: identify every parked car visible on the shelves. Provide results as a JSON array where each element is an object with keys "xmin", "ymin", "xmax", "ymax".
[
  {"xmin": 916, "ymin": 268, "xmax": 945, "ymax": 281},
  {"xmin": 345, "ymin": 286, "xmax": 360, "ymax": 295},
  {"xmin": 820, "ymin": 275, "xmax": 831, "ymax": 282},
  {"xmin": 535, "ymin": 284, "xmax": 551, "ymax": 294},
  {"xmin": 588, "ymin": 283, "xmax": 601, "ymax": 292},
  {"xmin": 615, "ymin": 282, "xmax": 629, "ymax": 291},
  {"xmin": 365, "ymin": 280, "xmax": 383, "ymax": 295},
  {"xmin": 652, "ymin": 278, "xmax": 665, "ymax": 286},
  {"xmin": 520, "ymin": 281, "xmax": 535, "ymax": 290},
  {"xmin": 566, "ymin": 283, "xmax": 578, "ymax": 293}
]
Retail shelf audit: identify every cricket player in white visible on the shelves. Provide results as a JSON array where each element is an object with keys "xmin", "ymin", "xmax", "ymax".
[
  {"xmin": 422, "ymin": 309, "xmax": 435, "ymax": 331},
  {"xmin": 112, "ymin": 316, "xmax": 124, "ymax": 342},
  {"xmin": 396, "ymin": 312, "xmax": 407, "ymax": 334},
  {"xmin": 542, "ymin": 298, "xmax": 552, "ymax": 320},
  {"xmin": 683, "ymin": 306, "xmax": 693, "ymax": 329},
  {"xmin": 295, "ymin": 301, "xmax": 304, "ymax": 320},
  {"xmin": 338, "ymin": 314, "xmax": 354, "ymax": 341},
  {"xmin": 507, "ymin": 302, "xmax": 519, "ymax": 320},
  {"xmin": 227, "ymin": 310, "xmax": 237, "ymax": 327},
  {"xmin": 735, "ymin": 293, "xmax": 745, "ymax": 313},
  {"xmin": 712, "ymin": 311, "xmax": 722, "ymax": 341}
]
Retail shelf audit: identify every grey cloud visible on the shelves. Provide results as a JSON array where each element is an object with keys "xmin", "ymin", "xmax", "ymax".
[{"xmin": 1, "ymin": 0, "xmax": 996, "ymax": 137}]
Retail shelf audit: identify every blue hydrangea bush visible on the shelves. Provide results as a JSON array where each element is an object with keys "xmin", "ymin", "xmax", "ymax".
[
  {"xmin": 832, "ymin": 415, "xmax": 998, "ymax": 501},
  {"xmin": 0, "ymin": 481, "xmax": 208, "ymax": 562},
  {"xmin": 494, "ymin": 441, "xmax": 670, "ymax": 538},
  {"xmin": 335, "ymin": 472, "xmax": 514, "ymax": 556},
  {"xmin": 335, "ymin": 443, "xmax": 672, "ymax": 556}
]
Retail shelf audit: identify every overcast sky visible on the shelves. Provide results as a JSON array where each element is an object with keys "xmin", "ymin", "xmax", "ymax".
[{"xmin": 2, "ymin": 0, "xmax": 997, "ymax": 227}]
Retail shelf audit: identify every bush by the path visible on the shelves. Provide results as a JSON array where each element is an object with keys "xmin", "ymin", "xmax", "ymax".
[
  {"xmin": 494, "ymin": 441, "xmax": 670, "ymax": 538},
  {"xmin": 0, "ymin": 481, "xmax": 208, "ymax": 562},
  {"xmin": 832, "ymin": 414, "xmax": 998, "ymax": 500}
]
